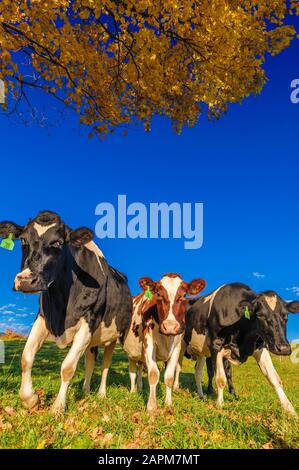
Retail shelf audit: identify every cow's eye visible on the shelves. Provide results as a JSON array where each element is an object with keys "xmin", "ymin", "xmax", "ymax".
[{"xmin": 50, "ymin": 240, "xmax": 64, "ymax": 248}]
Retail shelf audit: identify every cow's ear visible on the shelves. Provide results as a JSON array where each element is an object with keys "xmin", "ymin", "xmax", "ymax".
[
  {"xmin": 68, "ymin": 227, "xmax": 94, "ymax": 246},
  {"xmin": 187, "ymin": 279, "xmax": 206, "ymax": 296},
  {"xmin": 139, "ymin": 276, "xmax": 156, "ymax": 292},
  {"xmin": 287, "ymin": 301, "xmax": 299, "ymax": 314},
  {"xmin": 0, "ymin": 221, "xmax": 23, "ymax": 240}
]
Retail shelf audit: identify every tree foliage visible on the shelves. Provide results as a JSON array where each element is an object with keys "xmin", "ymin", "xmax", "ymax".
[{"xmin": 0, "ymin": 1, "xmax": 298, "ymax": 136}]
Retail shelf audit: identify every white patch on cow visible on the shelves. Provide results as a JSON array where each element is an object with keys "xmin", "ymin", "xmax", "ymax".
[
  {"xmin": 153, "ymin": 324, "xmax": 182, "ymax": 362},
  {"xmin": 85, "ymin": 241, "xmax": 105, "ymax": 259},
  {"xmin": 33, "ymin": 222, "xmax": 57, "ymax": 237},
  {"xmin": 84, "ymin": 241, "xmax": 105, "ymax": 275},
  {"xmin": 206, "ymin": 285, "xmax": 225, "ymax": 317},
  {"xmin": 160, "ymin": 275, "xmax": 182, "ymax": 322},
  {"xmin": 49, "ymin": 318, "xmax": 87, "ymax": 349},
  {"xmin": 188, "ymin": 331, "xmax": 210, "ymax": 357},
  {"xmin": 203, "ymin": 293, "xmax": 213, "ymax": 304},
  {"xmin": 14, "ymin": 268, "xmax": 32, "ymax": 290},
  {"xmin": 90, "ymin": 318, "xmax": 119, "ymax": 347},
  {"xmin": 264, "ymin": 294, "xmax": 277, "ymax": 311},
  {"xmin": 123, "ymin": 301, "xmax": 143, "ymax": 362}
]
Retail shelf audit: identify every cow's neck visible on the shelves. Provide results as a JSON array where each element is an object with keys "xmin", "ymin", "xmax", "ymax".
[
  {"xmin": 40, "ymin": 249, "xmax": 73, "ymax": 336},
  {"xmin": 40, "ymin": 246, "xmax": 106, "ymax": 337}
]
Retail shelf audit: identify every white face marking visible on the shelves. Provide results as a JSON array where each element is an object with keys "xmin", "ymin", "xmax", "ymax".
[
  {"xmin": 264, "ymin": 295, "xmax": 277, "ymax": 311},
  {"xmin": 33, "ymin": 222, "xmax": 57, "ymax": 237},
  {"xmin": 160, "ymin": 275, "xmax": 183, "ymax": 322}
]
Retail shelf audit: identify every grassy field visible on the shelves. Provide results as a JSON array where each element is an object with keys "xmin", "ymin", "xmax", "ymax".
[{"xmin": 0, "ymin": 340, "xmax": 298, "ymax": 449}]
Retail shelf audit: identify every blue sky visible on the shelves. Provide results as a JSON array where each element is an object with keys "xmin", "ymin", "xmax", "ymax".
[{"xmin": 0, "ymin": 37, "xmax": 299, "ymax": 339}]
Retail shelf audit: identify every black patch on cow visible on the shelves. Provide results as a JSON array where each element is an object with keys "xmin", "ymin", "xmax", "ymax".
[{"xmin": 5, "ymin": 211, "xmax": 133, "ymax": 345}]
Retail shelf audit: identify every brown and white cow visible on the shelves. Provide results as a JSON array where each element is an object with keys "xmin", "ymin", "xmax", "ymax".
[{"xmin": 123, "ymin": 273, "xmax": 206, "ymax": 412}]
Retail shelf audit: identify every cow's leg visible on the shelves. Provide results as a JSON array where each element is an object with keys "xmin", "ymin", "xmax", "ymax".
[
  {"xmin": 206, "ymin": 357, "xmax": 215, "ymax": 396},
  {"xmin": 173, "ymin": 342, "xmax": 185, "ymax": 391},
  {"xmin": 224, "ymin": 358, "xmax": 237, "ymax": 398},
  {"xmin": 137, "ymin": 363, "xmax": 143, "ymax": 392},
  {"xmin": 98, "ymin": 341, "xmax": 116, "ymax": 398},
  {"xmin": 164, "ymin": 341, "xmax": 182, "ymax": 407},
  {"xmin": 51, "ymin": 322, "xmax": 91, "ymax": 415},
  {"xmin": 195, "ymin": 356, "xmax": 206, "ymax": 399},
  {"xmin": 19, "ymin": 315, "xmax": 48, "ymax": 409},
  {"xmin": 144, "ymin": 333, "xmax": 159, "ymax": 412},
  {"xmin": 253, "ymin": 348, "xmax": 297, "ymax": 417},
  {"xmin": 83, "ymin": 346, "xmax": 97, "ymax": 394},
  {"xmin": 129, "ymin": 358, "xmax": 137, "ymax": 393},
  {"xmin": 215, "ymin": 350, "xmax": 227, "ymax": 407}
]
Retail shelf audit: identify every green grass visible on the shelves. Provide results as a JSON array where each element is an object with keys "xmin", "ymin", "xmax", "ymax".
[{"xmin": 0, "ymin": 340, "xmax": 298, "ymax": 449}]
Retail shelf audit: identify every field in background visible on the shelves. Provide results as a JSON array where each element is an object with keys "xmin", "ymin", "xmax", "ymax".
[{"xmin": 0, "ymin": 340, "xmax": 298, "ymax": 449}]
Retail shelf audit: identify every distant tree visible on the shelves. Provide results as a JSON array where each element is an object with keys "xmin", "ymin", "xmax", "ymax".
[{"xmin": 0, "ymin": 1, "xmax": 298, "ymax": 136}]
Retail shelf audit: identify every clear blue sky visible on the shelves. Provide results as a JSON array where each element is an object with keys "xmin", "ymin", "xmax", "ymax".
[{"xmin": 0, "ymin": 38, "xmax": 299, "ymax": 339}]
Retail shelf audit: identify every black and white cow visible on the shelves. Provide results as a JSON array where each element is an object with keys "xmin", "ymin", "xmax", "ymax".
[
  {"xmin": 177, "ymin": 283, "xmax": 299, "ymax": 416},
  {"xmin": 0, "ymin": 211, "xmax": 132, "ymax": 414}
]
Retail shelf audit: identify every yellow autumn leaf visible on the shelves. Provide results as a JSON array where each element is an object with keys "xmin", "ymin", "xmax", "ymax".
[{"xmin": 0, "ymin": 0, "xmax": 298, "ymax": 136}]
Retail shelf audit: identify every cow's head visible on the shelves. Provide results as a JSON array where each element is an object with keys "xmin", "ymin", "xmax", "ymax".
[
  {"xmin": 139, "ymin": 273, "xmax": 206, "ymax": 336},
  {"xmin": 0, "ymin": 211, "xmax": 94, "ymax": 293},
  {"xmin": 253, "ymin": 291, "xmax": 299, "ymax": 356}
]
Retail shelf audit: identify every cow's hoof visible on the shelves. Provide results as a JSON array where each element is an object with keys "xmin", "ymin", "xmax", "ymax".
[
  {"xmin": 173, "ymin": 385, "xmax": 180, "ymax": 392},
  {"xmin": 51, "ymin": 401, "xmax": 65, "ymax": 416},
  {"xmin": 285, "ymin": 406, "xmax": 298, "ymax": 418},
  {"xmin": 21, "ymin": 393, "xmax": 39, "ymax": 410},
  {"xmin": 98, "ymin": 391, "xmax": 106, "ymax": 399},
  {"xmin": 146, "ymin": 402, "xmax": 157, "ymax": 414},
  {"xmin": 197, "ymin": 393, "xmax": 205, "ymax": 400},
  {"xmin": 83, "ymin": 387, "xmax": 90, "ymax": 396},
  {"xmin": 216, "ymin": 401, "xmax": 224, "ymax": 408}
]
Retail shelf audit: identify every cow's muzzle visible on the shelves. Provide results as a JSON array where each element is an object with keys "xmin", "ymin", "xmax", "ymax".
[
  {"xmin": 160, "ymin": 320, "xmax": 183, "ymax": 336},
  {"xmin": 270, "ymin": 343, "xmax": 292, "ymax": 356},
  {"xmin": 14, "ymin": 269, "xmax": 41, "ymax": 294}
]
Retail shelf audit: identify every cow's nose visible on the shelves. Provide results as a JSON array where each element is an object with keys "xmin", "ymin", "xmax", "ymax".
[
  {"xmin": 276, "ymin": 344, "xmax": 291, "ymax": 356},
  {"xmin": 160, "ymin": 320, "xmax": 181, "ymax": 336},
  {"xmin": 14, "ymin": 269, "xmax": 38, "ymax": 292}
]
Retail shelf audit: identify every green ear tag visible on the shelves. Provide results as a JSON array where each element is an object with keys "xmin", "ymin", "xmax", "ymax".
[
  {"xmin": 244, "ymin": 305, "xmax": 251, "ymax": 320},
  {"xmin": 145, "ymin": 286, "xmax": 153, "ymax": 300},
  {"xmin": 0, "ymin": 233, "xmax": 15, "ymax": 251}
]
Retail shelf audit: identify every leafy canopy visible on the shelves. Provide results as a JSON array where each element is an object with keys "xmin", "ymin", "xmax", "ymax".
[{"xmin": 0, "ymin": 1, "xmax": 298, "ymax": 136}]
